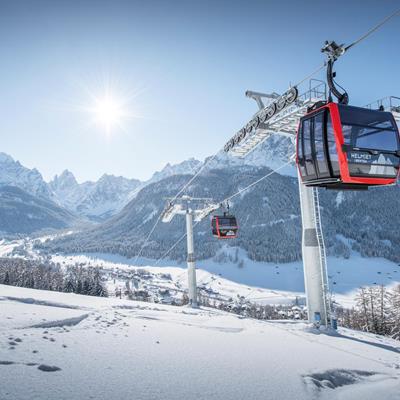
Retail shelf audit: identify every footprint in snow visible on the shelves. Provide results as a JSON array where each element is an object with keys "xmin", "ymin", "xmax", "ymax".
[{"xmin": 37, "ymin": 364, "xmax": 61, "ymax": 372}]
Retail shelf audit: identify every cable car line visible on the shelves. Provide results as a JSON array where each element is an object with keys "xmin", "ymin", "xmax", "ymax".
[
  {"xmin": 132, "ymin": 211, "xmax": 165, "ymax": 265},
  {"xmin": 343, "ymin": 8, "xmax": 400, "ymax": 53},
  {"xmin": 154, "ymin": 220, "xmax": 201, "ymax": 266},
  {"xmin": 220, "ymin": 159, "xmax": 293, "ymax": 204},
  {"xmin": 292, "ymin": 7, "xmax": 400, "ymax": 90},
  {"xmin": 174, "ymin": 152, "xmax": 220, "ymax": 200}
]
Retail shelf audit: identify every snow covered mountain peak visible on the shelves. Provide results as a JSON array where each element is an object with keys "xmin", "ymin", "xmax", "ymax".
[
  {"xmin": 150, "ymin": 157, "xmax": 202, "ymax": 183},
  {"xmin": 50, "ymin": 169, "xmax": 79, "ymax": 191},
  {"xmin": 204, "ymin": 135, "xmax": 296, "ymax": 176},
  {"xmin": 0, "ymin": 152, "xmax": 53, "ymax": 200},
  {"xmin": 49, "ymin": 170, "xmax": 141, "ymax": 222},
  {"xmin": 0, "ymin": 152, "xmax": 15, "ymax": 164}
]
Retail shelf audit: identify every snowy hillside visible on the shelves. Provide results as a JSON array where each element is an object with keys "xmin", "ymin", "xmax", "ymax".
[
  {"xmin": 0, "ymin": 186, "xmax": 79, "ymax": 235},
  {"xmin": 1, "ymin": 285, "xmax": 400, "ymax": 400}
]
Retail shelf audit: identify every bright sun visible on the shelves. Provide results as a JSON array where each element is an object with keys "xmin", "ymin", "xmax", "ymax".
[
  {"xmin": 92, "ymin": 95, "xmax": 125, "ymax": 134},
  {"xmin": 82, "ymin": 78, "xmax": 143, "ymax": 136}
]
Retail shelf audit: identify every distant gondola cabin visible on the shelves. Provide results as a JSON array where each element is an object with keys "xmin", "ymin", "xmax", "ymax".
[{"xmin": 211, "ymin": 215, "xmax": 238, "ymax": 239}]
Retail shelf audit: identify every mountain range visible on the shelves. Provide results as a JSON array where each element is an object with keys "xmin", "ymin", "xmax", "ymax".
[
  {"xmin": 0, "ymin": 135, "xmax": 295, "ymax": 228},
  {"xmin": 2, "ymin": 138, "xmax": 399, "ymax": 266},
  {"xmin": 0, "ymin": 152, "xmax": 143, "ymax": 224},
  {"xmin": 49, "ymin": 170, "xmax": 141, "ymax": 222}
]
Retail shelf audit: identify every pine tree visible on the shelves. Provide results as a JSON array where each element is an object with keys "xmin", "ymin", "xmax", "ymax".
[
  {"xmin": 90, "ymin": 269, "xmax": 108, "ymax": 297},
  {"xmin": 355, "ymin": 288, "xmax": 370, "ymax": 332},
  {"xmin": 375, "ymin": 285, "xmax": 391, "ymax": 335},
  {"xmin": 63, "ymin": 272, "xmax": 75, "ymax": 293},
  {"xmin": 3, "ymin": 271, "xmax": 10, "ymax": 285}
]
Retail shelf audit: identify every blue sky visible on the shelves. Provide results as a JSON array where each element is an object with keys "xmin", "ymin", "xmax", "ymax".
[{"xmin": 1, "ymin": 0, "xmax": 399, "ymax": 182}]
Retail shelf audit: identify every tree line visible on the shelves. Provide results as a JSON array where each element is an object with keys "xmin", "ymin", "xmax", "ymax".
[
  {"xmin": 335, "ymin": 284, "xmax": 400, "ymax": 340},
  {"xmin": 0, "ymin": 257, "xmax": 108, "ymax": 297}
]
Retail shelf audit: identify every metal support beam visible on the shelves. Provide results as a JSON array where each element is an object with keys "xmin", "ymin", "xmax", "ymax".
[
  {"xmin": 245, "ymin": 90, "xmax": 279, "ymax": 110},
  {"xmin": 298, "ymin": 172, "xmax": 329, "ymax": 326},
  {"xmin": 186, "ymin": 211, "xmax": 198, "ymax": 307}
]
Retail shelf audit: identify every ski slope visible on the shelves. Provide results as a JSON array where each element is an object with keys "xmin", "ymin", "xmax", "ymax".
[{"xmin": 0, "ymin": 285, "xmax": 399, "ymax": 400}]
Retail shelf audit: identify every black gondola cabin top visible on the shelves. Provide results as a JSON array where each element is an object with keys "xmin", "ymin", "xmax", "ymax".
[
  {"xmin": 296, "ymin": 102, "xmax": 400, "ymax": 190},
  {"xmin": 211, "ymin": 215, "xmax": 238, "ymax": 239}
]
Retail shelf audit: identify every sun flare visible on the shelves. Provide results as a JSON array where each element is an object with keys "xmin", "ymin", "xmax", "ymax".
[{"xmin": 91, "ymin": 95, "xmax": 126, "ymax": 134}]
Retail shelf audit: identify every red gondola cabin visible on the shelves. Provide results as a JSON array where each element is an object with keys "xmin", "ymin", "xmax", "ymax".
[
  {"xmin": 296, "ymin": 102, "xmax": 400, "ymax": 189},
  {"xmin": 211, "ymin": 214, "xmax": 238, "ymax": 239}
]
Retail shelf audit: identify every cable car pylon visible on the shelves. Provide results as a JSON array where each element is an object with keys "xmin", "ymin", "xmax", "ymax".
[{"xmin": 161, "ymin": 196, "xmax": 219, "ymax": 308}]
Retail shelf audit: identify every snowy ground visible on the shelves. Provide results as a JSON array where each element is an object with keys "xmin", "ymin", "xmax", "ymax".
[{"xmin": 0, "ymin": 285, "xmax": 400, "ymax": 400}]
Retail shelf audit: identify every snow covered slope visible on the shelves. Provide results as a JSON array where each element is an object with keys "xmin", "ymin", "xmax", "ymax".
[
  {"xmin": 0, "ymin": 285, "xmax": 399, "ymax": 400},
  {"xmin": 0, "ymin": 186, "xmax": 79, "ymax": 235}
]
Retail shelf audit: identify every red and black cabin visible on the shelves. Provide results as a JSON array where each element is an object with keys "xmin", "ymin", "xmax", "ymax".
[
  {"xmin": 211, "ymin": 214, "xmax": 238, "ymax": 239},
  {"xmin": 296, "ymin": 102, "xmax": 400, "ymax": 190}
]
